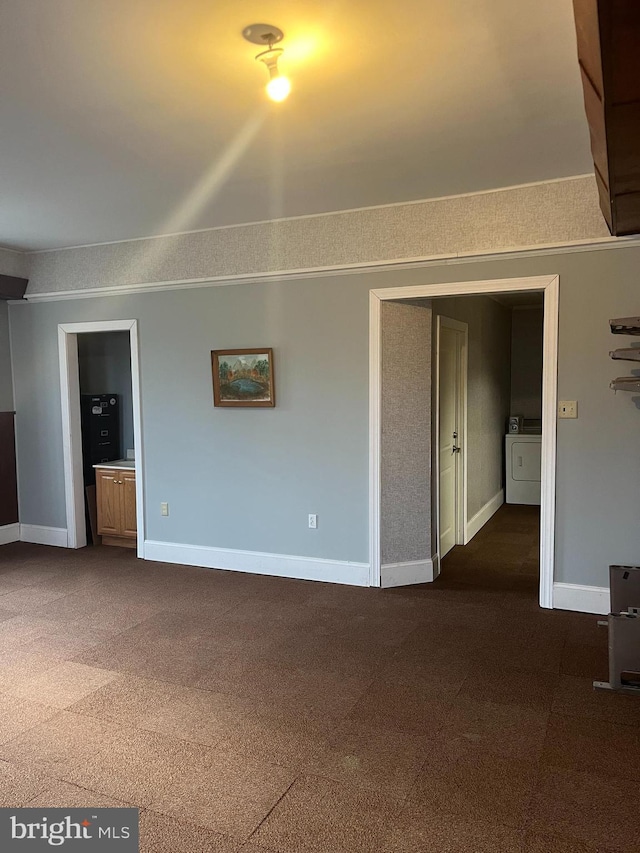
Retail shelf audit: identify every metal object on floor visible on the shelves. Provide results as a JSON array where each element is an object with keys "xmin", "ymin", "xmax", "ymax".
[
  {"xmin": 610, "ymin": 564, "xmax": 640, "ymax": 615},
  {"xmin": 594, "ymin": 565, "xmax": 640, "ymax": 696}
]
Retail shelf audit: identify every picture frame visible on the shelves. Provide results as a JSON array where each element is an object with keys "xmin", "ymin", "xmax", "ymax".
[{"xmin": 211, "ymin": 348, "xmax": 275, "ymax": 407}]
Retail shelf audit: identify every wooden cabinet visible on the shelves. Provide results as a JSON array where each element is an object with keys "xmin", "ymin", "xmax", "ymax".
[
  {"xmin": 96, "ymin": 467, "xmax": 137, "ymax": 547},
  {"xmin": 0, "ymin": 412, "xmax": 18, "ymax": 526},
  {"xmin": 573, "ymin": 0, "xmax": 640, "ymax": 236}
]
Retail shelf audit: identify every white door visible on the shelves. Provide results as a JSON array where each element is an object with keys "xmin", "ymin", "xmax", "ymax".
[{"xmin": 437, "ymin": 317, "xmax": 467, "ymax": 560}]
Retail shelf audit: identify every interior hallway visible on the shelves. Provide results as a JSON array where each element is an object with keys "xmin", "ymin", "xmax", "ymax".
[
  {"xmin": 438, "ymin": 504, "xmax": 541, "ymax": 597},
  {"xmin": 0, "ymin": 537, "xmax": 639, "ymax": 852}
]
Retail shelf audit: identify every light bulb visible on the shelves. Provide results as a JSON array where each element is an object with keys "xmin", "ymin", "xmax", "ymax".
[{"xmin": 266, "ymin": 75, "xmax": 291, "ymax": 102}]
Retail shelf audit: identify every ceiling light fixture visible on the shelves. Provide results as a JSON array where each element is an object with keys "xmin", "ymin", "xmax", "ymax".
[{"xmin": 242, "ymin": 24, "xmax": 291, "ymax": 102}]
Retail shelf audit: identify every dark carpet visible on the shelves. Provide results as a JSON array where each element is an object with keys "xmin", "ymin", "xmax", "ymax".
[{"xmin": 0, "ymin": 505, "xmax": 638, "ymax": 852}]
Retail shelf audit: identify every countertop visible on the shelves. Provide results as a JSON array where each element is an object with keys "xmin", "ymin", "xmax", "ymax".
[{"xmin": 93, "ymin": 459, "xmax": 135, "ymax": 470}]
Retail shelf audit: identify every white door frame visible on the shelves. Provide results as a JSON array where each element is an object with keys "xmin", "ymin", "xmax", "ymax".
[
  {"xmin": 58, "ymin": 319, "xmax": 144, "ymax": 557},
  {"xmin": 370, "ymin": 274, "xmax": 559, "ymax": 609},
  {"xmin": 435, "ymin": 315, "xmax": 468, "ymax": 562}
]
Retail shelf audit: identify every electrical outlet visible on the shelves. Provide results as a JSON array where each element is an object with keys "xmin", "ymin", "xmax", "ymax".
[
  {"xmin": 558, "ymin": 400, "xmax": 578, "ymax": 419},
  {"xmin": 308, "ymin": 514, "xmax": 317, "ymax": 529},
  {"xmin": 161, "ymin": 502, "xmax": 169, "ymax": 517}
]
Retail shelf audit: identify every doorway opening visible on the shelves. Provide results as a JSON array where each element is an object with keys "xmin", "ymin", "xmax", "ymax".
[
  {"xmin": 369, "ymin": 275, "xmax": 558, "ymax": 609},
  {"xmin": 77, "ymin": 331, "xmax": 134, "ymax": 546},
  {"xmin": 432, "ymin": 291, "xmax": 544, "ymax": 598},
  {"xmin": 58, "ymin": 320, "xmax": 144, "ymax": 556}
]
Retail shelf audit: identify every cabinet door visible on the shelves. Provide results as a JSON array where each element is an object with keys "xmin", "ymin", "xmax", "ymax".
[
  {"xmin": 97, "ymin": 470, "xmax": 121, "ymax": 535},
  {"xmin": 121, "ymin": 470, "xmax": 137, "ymax": 539}
]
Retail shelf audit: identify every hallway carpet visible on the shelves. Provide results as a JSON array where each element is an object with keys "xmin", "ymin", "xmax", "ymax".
[{"xmin": 1, "ymin": 507, "xmax": 639, "ymax": 852}]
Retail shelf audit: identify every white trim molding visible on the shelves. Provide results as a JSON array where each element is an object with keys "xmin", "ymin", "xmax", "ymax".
[
  {"xmin": 0, "ymin": 523, "xmax": 20, "ymax": 545},
  {"xmin": 431, "ymin": 552, "xmax": 441, "ymax": 580},
  {"xmin": 58, "ymin": 325, "xmax": 85, "ymax": 549},
  {"xmin": 380, "ymin": 559, "xmax": 438, "ymax": 588},
  {"xmin": 368, "ymin": 291, "xmax": 382, "ymax": 587},
  {"xmin": 20, "ymin": 525, "xmax": 68, "ymax": 548},
  {"xmin": 371, "ymin": 275, "xmax": 559, "ymax": 304},
  {"xmin": 58, "ymin": 320, "xmax": 145, "ymax": 559},
  {"xmin": 370, "ymin": 274, "xmax": 559, "ymax": 610},
  {"xmin": 539, "ymin": 279, "xmax": 559, "ymax": 608},
  {"xmin": 465, "ymin": 490, "xmax": 504, "ymax": 544},
  {"xmin": 143, "ymin": 540, "xmax": 370, "ymax": 587},
  {"xmin": 553, "ymin": 582, "xmax": 609, "ymax": 615}
]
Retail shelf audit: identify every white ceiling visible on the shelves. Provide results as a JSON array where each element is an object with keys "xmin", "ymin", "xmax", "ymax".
[{"xmin": 0, "ymin": 0, "xmax": 593, "ymax": 251}]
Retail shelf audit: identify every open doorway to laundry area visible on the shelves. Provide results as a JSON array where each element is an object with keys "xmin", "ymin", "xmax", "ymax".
[
  {"xmin": 432, "ymin": 290, "xmax": 544, "ymax": 602},
  {"xmin": 370, "ymin": 275, "xmax": 558, "ymax": 609}
]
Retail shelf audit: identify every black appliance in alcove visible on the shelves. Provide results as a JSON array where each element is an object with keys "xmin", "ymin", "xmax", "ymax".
[{"xmin": 80, "ymin": 394, "xmax": 121, "ymax": 485}]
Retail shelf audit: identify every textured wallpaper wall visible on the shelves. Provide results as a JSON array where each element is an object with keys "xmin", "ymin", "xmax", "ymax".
[
  {"xmin": 0, "ymin": 247, "xmax": 28, "ymax": 279},
  {"xmin": 380, "ymin": 300, "xmax": 432, "ymax": 565},
  {"xmin": 25, "ymin": 176, "xmax": 609, "ymax": 295}
]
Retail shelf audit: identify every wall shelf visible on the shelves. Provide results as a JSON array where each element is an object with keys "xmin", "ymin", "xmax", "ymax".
[
  {"xmin": 610, "ymin": 347, "xmax": 640, "ymax": 362},
  {"xmin": 610, "ymin": 317, "xmax": 640, "ymax": 391},
  {"xmin": 610, "ymin": 377, "xmax": 640, "ymax": 392},
  {"xmin": 610, "ymin": 317, "xmax": 640, "ymax": 335}
]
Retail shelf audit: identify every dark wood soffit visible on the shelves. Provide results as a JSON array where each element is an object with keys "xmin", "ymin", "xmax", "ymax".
[
  {"xmin": 0, "ymin": 274, "xmax": 28, "ymax": 301},
  {"xmin": 0, "ymin": 412, "xmax": 18, "ymax": 526},
  {"xmin": 573, "ymin": 0, "xmax": 640, "ymax": 236}
]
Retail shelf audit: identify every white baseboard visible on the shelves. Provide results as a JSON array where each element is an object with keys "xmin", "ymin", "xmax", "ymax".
[
  {"xmin": 553, "ymin": 582, "xmax": 609, "ymax": 615},
  {"xmin": 20, "ymin": 525, "xmax": 68, "ymax": 548},
  {"xmin": 144, "ymin": 540, "xmax": 370, "ymax": 586},
  {"xmin": 0, "ymin": 523, "xmax": 20, "ymax": 545},
  {"xmin": 380, "ymin": 558, "xmax": 437, "ymax": 588},
  {"xmin": 465, "ymin": 489, "xmax": 504, "ymax": 544},
  {"xmin": 432, "ymin": 552, "xmax": 441, "ymax": 580}
]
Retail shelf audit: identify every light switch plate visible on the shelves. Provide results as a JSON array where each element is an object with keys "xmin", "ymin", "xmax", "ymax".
[{"xmin": 558, "ymin": 400, "xmax": 578, "ymax": 418}]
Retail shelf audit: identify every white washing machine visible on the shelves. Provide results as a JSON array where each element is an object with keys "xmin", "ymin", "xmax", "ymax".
[{"xmin": 505, "ymin": 433, "xmax": 542, "ymax": 505}]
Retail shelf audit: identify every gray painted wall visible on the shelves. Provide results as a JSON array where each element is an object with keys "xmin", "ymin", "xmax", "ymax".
[
  {"xmin": 0, "ymin": 302, "xmax": 13, "ymax": 411},
  {"xmin": 511, "ymin": 307, "xmax": 544, "ymax": 419},
  {"xmin": 433, "ymin": 296, "xmax": 512, "ymax": 518},
  {"xmin": 10, "ymin": 278, "xmax": 370, "ymax": 559},
  {"xmin": 9, "ymin": 244, "xmax": 640, "ymax": 587},
  {"xmin": 381, "ymin": 301, "xmax": 432, "ymax": 565},
  {"xmin": 78, "ymin": 332, "xmax": 134, "ymax": 454}
]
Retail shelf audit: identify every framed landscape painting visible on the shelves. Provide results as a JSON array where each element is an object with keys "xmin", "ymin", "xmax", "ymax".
[{"xmin": 211, "ymin": 348, "xmax": 275, "ymax": 407}]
